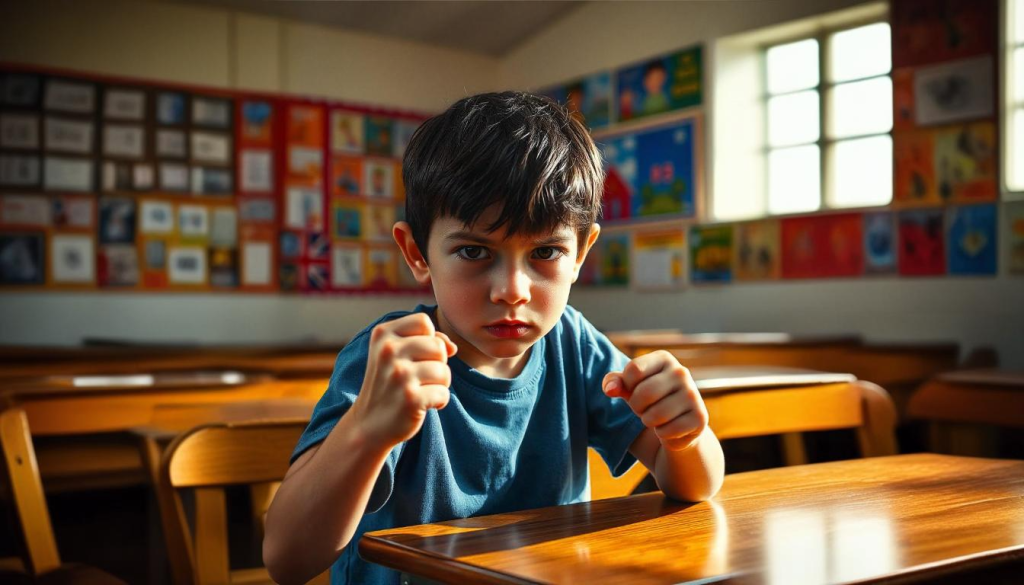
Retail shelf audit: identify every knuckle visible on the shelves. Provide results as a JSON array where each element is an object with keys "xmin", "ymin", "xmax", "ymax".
[
  {"xmin": 402, "ymin": 384, "xmax": 420, "ymax": 408},
  {"xmin": 379, "ymin": 340, "xmax": 397, "ymax": 360},
  {"xmin": 371, "ymin": 324, "xmax": 387, "ymax": 342},
  {"xmin": 694, "ymin": 407, "xmax": 709, "ymax": 428},
  {"xmin": 389, "ymin": 362, "xmax": 407, "ymax": 383}
]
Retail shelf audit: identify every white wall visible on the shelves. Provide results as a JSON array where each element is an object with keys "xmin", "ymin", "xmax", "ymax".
[
  {"xmin": 1, "ymin": 0, "xmax": 1021, "ymax": 367},
  {"xmin": 0, "ymin": 0, "xmax": 500, "ymax": 345},
  {"xmin": 502, "ymin": 0, "xmax": 1024, "ymax": 367}
]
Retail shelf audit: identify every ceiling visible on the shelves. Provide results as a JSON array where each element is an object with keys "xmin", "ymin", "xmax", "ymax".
[{"xmin": 162, "ymin": 0, "xmax": 585, "ymax": 57}]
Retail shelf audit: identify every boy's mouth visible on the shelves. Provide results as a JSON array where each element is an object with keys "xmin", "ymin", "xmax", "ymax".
[{"xmin": 484, "ymin": 320, "xmax": 531, "ymax": 339}]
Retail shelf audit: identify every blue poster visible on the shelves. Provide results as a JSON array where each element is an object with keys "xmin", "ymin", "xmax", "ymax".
[
  {"xmin": 540, "ymin": 72, "xmax": 612, "ymax": 130},
  {"xmin": 616, "ymin": 46, "xmax": 702, "ymax": 122},
  {"xmin": 864, "ymin": 212, "xmax": 896, "ymax": 274},
  {"xmin": 947, "ymin": 204, "xmax": 997, "ymax": 275},
  {"xmin": 633, "ymin": 120, "xmax": 695, "ymax": 217},
  {"xmin": 599, "ymin": 134, "xmax": 637, "ymax": 222}
]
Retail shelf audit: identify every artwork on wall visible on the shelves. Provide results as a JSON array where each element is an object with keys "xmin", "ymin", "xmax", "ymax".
[
  {"xmin": 541, "ymin": 71, "xmax": 612, "ymax": 129},
  {"xmin": 633, "ymin": 228, "xmax": 686, "ymax": 290},
  {"xmin": 781, "ymin": 214, "xmax": 864, "ymax": 279},
  {"xmin": 898, "ymin": 208, "xmax": 946, "ymax": 276},
  {"xmin": 616, "ymin": 46, "xmax": 702, "ymax": 122},
  {"xmin": 946, "ymin": 203, "xmax": 996, "ymax": 275},
  {"xmin": 734, "ymin": 220, "xmax": 780, "ymax": 281},
  {"xmin": 598, "ymin": 232, "xmax": 630, "ymax": 286},
  {"xmin": 689, "ymin": 224, "xmax": 732, "ymax": 283},
  {"xmin": 863, "ymin": 212, "xmax": 897, "ymax": 274}
]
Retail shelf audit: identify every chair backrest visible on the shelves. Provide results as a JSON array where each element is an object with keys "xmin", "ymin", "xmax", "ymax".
[
  {"xmin": 159, "ymin": 419, "xmax": 308, "ymax": 585},
  {"xmin": 0, "ymin": 407, "xmax": 62, "ymax": 575}
]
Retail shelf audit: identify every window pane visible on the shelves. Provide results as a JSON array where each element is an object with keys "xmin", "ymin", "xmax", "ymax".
[
  {"xmin": 769, "ymin": 145, "xmax": 820, "ymax": 214},
  {"xmin": 1015, "ymin": 47, "xmax": 1024, "ymax": 103},
  {"xmin": 1011, "ymin": 108, "xmax": 1024, "ymax": 191},
  {"xmin": 828, "ymin": 77, "xmax": 893, "ymax": 138},
  {"xmin": 1016, "ymin": 0, "xmax": 1024, "ymax": 42},
  {"xmin": 768, "ymin": 90, "xmax": 820, "ymax": 147},
  {"xmin": 767, "ymin": 39, "xmax": 819, "ymax": 94},
  {"xmin": 830, "ymin": 23, "xmax": 891, "ymax": 82},
  {"xmin": 829, "ymin": 135, "xmax": 893, "ymax": 207}
]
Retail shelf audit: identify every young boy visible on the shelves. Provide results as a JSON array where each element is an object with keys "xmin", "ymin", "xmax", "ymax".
[{"xmin": 263, "ymin": 92, "xmax": 724, "ymax": 585}]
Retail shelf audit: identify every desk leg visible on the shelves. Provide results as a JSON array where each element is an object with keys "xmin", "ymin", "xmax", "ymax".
[{"xmin": 780, "ymin": 433, "xmax": 808, "ymax": 466}]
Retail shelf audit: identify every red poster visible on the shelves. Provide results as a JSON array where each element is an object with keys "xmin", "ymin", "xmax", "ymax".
[
  {"xmin": 891, "ymin": 0, "xmax": 997, "ymax": 68},
  {"xmin": 781, "ymin": 214, "xmax": 864, "ymax": 279},
  {"xmin": 898, "ymin": 209, "xmax": 946, "ymax": 276}
]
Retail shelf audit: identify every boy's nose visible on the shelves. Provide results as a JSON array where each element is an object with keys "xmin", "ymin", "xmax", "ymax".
[{"xmin": 490, "ymin": 265, "xmax": 531, "ymax": 306}]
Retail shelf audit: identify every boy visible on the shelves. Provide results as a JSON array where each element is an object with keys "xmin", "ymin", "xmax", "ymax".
[{"xmin": 264, "ymin": 92, "xmax": 724, "ymax": 585}]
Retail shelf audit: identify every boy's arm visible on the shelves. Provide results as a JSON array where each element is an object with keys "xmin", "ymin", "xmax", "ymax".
[
  {"xmin": 603, "ymin": 351, "xmax": 725, "ymax": 502},
  {"xmin": 263, "ymin": 314, "xmax": 457, "ymax": 585}
]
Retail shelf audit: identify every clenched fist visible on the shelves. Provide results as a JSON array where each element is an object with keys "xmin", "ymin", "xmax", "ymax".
[
  {"xmin": 349, "ymin": 313, "xmax": 458, "ymax": 448},
  {"xmin": 602, "ymin": 350, "xmax": 709, "ymax": 452}
]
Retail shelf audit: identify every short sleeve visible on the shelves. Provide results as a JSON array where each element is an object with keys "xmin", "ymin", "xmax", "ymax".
[
  {"xmin": 290, "ymin": 323, "xmax": 406, "ymax": 514},
  {"xmin": 576, "ymin": 311, "xmax": 646, "ymax": 478}
]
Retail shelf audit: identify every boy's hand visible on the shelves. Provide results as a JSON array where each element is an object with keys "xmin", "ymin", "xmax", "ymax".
[
  {"xmin": 350, "ymin": 313, "xmax": 458, "ymax": 449},
  {"xmin": 602, "ymin": 351, "xmax": 708, "ymax": 452}
]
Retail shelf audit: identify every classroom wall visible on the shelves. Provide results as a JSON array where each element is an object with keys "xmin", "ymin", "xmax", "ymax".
[
  {"xmin": 501, "ymin": 0, "xmax": 1024, "ymax": 367},
  {"xmin": 0, "ymin": 0, "xmax": 497, "ymax": 346},
  {"xmin": 1, "ymin": 0, "xmax": 1022, "ymax": 368}
]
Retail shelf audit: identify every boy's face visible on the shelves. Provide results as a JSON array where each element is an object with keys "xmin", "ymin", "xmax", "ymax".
[{"xmin": 394, "ymin": 205, "xmax": 599, "ymax": 376}]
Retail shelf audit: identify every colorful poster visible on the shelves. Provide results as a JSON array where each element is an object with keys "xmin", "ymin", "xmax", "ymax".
[
  {"xmin": 891, "ymin": 0, "xmax": 996, "ymax": 68},
  {"xmin": 98, "ymin": 197, "xmax": 136, "ymax": 244},
  {"xmin": 331, "ymin": 243, "xmax": 362, "ymax": 287},
  {"xmin": 332, "ymin": 157, "xmax": 362, "ymax": 198},
  {"xmin": 864, "ymin": 212, "xmax": 897, "ymax": 274},
  {"xmin": 633, "ymin": 119, "xmax": 696, "ymax": 217},
  {"xmin": 362, "ymin": 205, "xmax": 395, "ymax": 242},
  {"xmin": 365, "ymin": 116, "xmax": 394, "ymax": 157},
  {"xmin": 366, "ymin": 247, "xmax": 398, "ymax": 288},
  {"xmin": 913, "ymin": 56, "xmax": 994, "ymax": 126},
  {"xmin": 287, "ymin": 105, "xmax": 324, "ymax": 148},
  {"xmin": 393, "ymin": 119, "xmax": 419, "ymax": 159},
  {"xmin": 542, "ymin": 72, "xmax": 612, "ymax": 129},
  {"xmin": 332, "ymin": 200, "xmax": 362, "ymax": 240},
  {"xmin": 893, "ymin": 69, "xmax": 916, "ymax": 131},
  {"xmin": 689, "ymin": 224, "xmax": 732, "ymax": 283},
  {"xmin": 898, "ymin": 208, "xmax": 945, "ymax": 276},
  {"xmin": 240, "ymin": 101, "xmax": 273, "ymax": 146},
  {"xmin": 304, "ymin": 262, "xmax": 329, "ymax": 292},
  {"xmin": 598, "ymin": 232, "xmax": 630, "ymax": 285},
  {"xmin": 1009, "ymin": 203, "xmax": 1024, "ymax": 275},
  {"xmin": 894, "ymin": 129, "xmax": 936, "ymax": 202},
  {"xmin": 50, "ymin": 234, "xmax": 94, "ymax": 284},
  {"xmin": 599, "ymin": 134, "xmax": 636, "ymax": 222},
  {"xmin": 330, "ymin": 110, "xmax": 365, "ymax": 155},
  {"xmin": 0, "ymin": 233, "xmax": 45, "ymax": 284},
  {"xmin": 616, "ymin": 46, "xmax": 702, "ymax": 122},
  {"xmin": 933, "ymin": 122, "xmax": 996, "ymax": 201},
  {"xmin": 781, "ymin": 214, "xmax": 864, "ymax": 279},
  {"xmin": 734, "ymin": 220, "xmax": 780, "ymax": 281},
  {"xmin": 946, "ymin": 204, "xmax": 996, "ymax": 275},
  {"xmin": 209, "ymin": 248, "xmax": 238, "ymax": 288},
  {"xmin": 633, "ymin": 229, "xmax": 686, "ymax": 290},
  {"xmin": 577, "ymin": 243, "xmax": 600, "ymax": 286}
]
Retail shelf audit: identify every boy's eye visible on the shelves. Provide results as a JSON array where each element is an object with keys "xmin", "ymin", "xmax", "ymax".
[
  {"xmin": 532, "ymin": 247, "xmax": 564, "ymax": 260},
  {"xmin": 455, "ymin": 246, "xmax": 489, "ymax": 260}
]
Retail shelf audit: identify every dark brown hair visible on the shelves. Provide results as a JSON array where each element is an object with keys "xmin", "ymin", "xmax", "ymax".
[{"xmin": 402, "ymin": 91, "xmax": 604, "ymax": 259}]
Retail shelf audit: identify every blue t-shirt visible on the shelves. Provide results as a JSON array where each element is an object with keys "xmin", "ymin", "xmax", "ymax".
[{"xmin": 291, "ymin": 304, "xmax": 646, "ymax": 584}]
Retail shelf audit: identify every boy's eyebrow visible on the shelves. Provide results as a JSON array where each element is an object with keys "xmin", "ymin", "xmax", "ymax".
[{"xmin": 444, "ymin": 231, "xmax": 574, "ymax": 246}]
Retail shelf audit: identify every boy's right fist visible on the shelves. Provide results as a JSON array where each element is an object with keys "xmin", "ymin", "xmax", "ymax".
[{"xmin": 350, "ymin": 313, "xmax": 458, "ymax": 448}]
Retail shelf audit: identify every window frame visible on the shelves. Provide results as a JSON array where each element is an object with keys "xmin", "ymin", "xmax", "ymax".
[{"xmin": 760, "ymin": 17, "xmax": 893, "ymax": 216}]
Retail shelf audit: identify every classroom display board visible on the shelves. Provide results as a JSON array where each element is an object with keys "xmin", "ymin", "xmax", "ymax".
[
  {"xmin": 0, "ymin": 65, "xmax": 428, "ymax": 294},
  {"xmin": 537, "ymin": 2, "xmax": 1014, "ymax": 290}
]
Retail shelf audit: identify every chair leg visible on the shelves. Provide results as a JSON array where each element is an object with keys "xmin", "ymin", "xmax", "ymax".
[{"xmin": 780, "ymin": 433, "xmax": 808, "ymax": 466}]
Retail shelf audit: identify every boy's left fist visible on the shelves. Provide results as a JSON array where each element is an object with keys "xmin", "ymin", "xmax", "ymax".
[{"xmin": 603, "ymin": 350, "xmax": 708, "ymax": 451}]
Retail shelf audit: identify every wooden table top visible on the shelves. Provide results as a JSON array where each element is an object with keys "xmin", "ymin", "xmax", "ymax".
[
  {"xmin": 689, "ymin": 366, "xmax": 856, "ymax": 392},
  {"xmin": 361, "ymin": 454, "xmax": 1024, "ymax": 584},
  {"xmin": 935, "ymin": 369, "xmax": 1024, "ymax": 388}
]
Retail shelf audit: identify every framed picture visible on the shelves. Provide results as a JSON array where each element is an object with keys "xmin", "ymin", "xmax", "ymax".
[
  {"xmin": 239, "ymin": 196, "xmax": 275, "ymax": 223},
  {"xmin": 240, "ymin": 101, "xmax": 273, "ymax": 146},
  {"xmin": 0, "ymin": 233, "xmax": 45, "ymax": 284},
  {"xmin": 280, "ymin": 231, "xmax": 302, "ymax": 259},
  {"xmin": 103, "ymin": 88, "xmax": 147, "ymax": 121},
  {"xmin": 2, "ymin": 73, "xmax": 41, "ymax": 107},
  {"xmin": 616, "ymin": 46, "xmax": 702, "ymax": 122},
  {"xmin": 633, "ymin": 229, "xmax": 688, "ymax": 290},
  {"xmin": 99, "ymin": 244, "xmax": 139, "ymax": 286},
  {"xmin": 288, "ymin": 105, "xmax": 324, "ymax": 147},
  {"xmin": 1, "ymin": 194, "xmax": 51, "ymax": 227},
  {"xmin": 689, "ymin": 225, "xmax": 732, "ymax": 284},
  {"xmin": 140, "ymin": 200, "xmax": 175, "ymax": 234},
  {"xmin": 0, "ymin": 155, "xmax": 42, "ymax": 187},
  {"xmin": 1, "ymin": 113, "xmax": 40, "ymax": 149},
  {"xmin": 44, "ymin": 117, "xmax": 94, "ymax": 154},
  {"xmin": 44, "ymin": 157, "xmax": 93, "ymax": 192},
  {"xmin": 240, "ymin": 149, "xmax": 273, "ymax": 192},
  {"xmin": 192, "ymin": 96, "xmax": 232, "ymax": 128},
  {"xmin": 363, "ymin": 159, "xmax": 395, "ymax": 199},
  {"xmin": 158, "ymin": 163, "xmax": 189, "ymax": 192},
  {"xmin": 190, "ymin": 131, "xmax": 232, "ymax": 165},
  {"xmin": 331, "ymin": 243, "xmax": 362, "ymax": 287},
  {"xmin": 331, "ymin": 156, "xmax": 362, "ymax": 197},
  {"xmin": 132, "ymin": 163, "xmax": 154, "ymax": 190},
  {"xmin": 241, "ymin": 241, "xmax": 272, "ymax": 286},
  {"xmin": 332, "ymin": 200, "xmax": 362, "ymax": 239},
  {"xmin": 155, "ymin": 129, "xmax": 187, "ymax": 158},
  {"xmin": 156, "ymin": 92, "xmax": 187, "ymax": 125},
  {"xmin": 190, "ymin": 167, "xmax": 232, "ymax": 195},
  {"xmin": 178, "ymin": 204, "xmax": 209, "ymax": 239},
  {"xmin": 288, "ymin": 146, "xmax": 323, "ymax": 184},
  {"xmin": 52, "ymin": 194, "xmax": 95, "ymax": 228},
  {"xmin": 330, "ymin": 110, "xmax": 365, "ymax": 154},
  {"xmin": 733, "ymin": 220, "xmax": 781, "ymax": 281},
  {"xmin": 168, "ymin": 246, "xmax": 207, "ymax": 284},
  {"xmin": 393, "ymin": 119, "xmax": 418, "ymax": 159},
  {"xmin": 103, "ymin": 124, "xmax": 146, "ymax": 159},
  {"xmin": 50, "ymin": 234, "xmax": 95, "ymax": 284},
  {"xmin": 98, "ymin": 197, "xmax": 136, "ymax": 244},
  {"xmin": 285, "ymin": 187, "xmax": 323, "ymax": 231},
  {"xmin": 365, "ymin": 116, "xmax": 393, "ymax": 157},
  {"xmin": 44, "ymin": 79, "xmax": 95, "ymax": 114},
  {"xmin": 914, "ymin": 56, "xmax": 994, "ymax": 126},
  {"xmin": 362, "ymin": 204, "xmax": 394, "ymax": 242},
  {"xmin": 210, "ymin": 207, "xmax": 238, "ymax": 248}
]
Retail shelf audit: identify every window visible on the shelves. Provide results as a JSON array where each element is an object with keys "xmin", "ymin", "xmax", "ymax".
[
  {"xmin": 1006, "ymin": 0, "xmax": 1024, "ymax": 193},
  {"xmin": 764, "ymin": 22, "xmax": 893, "ymax": 215}
]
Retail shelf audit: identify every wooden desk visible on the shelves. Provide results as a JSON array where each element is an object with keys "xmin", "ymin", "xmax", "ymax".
[
  {"xmin": 908, "ymin": 369, "xmax": 1024, "ymax": 456},
  {"xmin": 361, "ymin": 454, "xmax": 1024, "ymax": 584}
]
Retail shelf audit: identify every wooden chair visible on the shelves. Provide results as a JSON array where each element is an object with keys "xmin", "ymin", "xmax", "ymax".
[
  {"xmin": 587, "ymin": 367, "xmax": 897, "ymax": 500},
  {"xmin": 158, "ymin": 419, "xmax": 328, "ymax": 585},
  {"xmin": 0, "ymin": 407, "xmax": 126, "ymax": 584}
]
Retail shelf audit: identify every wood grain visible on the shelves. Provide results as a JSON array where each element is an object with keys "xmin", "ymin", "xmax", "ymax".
[{"xmin": 361, "ymin": 454, "xmax": 1024, "ymax": 584}]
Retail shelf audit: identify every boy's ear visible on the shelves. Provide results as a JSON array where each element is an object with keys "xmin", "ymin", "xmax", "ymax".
[
  {"xmin": 571, "ymin": 224, "xmax": 601, "ymax": 283},
  {"xmin": 393, "ymin": 221, "xmax": 432, "ymax": 285}
]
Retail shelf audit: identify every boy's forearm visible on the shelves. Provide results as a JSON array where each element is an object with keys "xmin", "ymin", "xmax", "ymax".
[
  {"xmin": 652, "ymin": 427, "xmax": 725, "ymax": 502},
  {"xmin": 264, "ymin": 411, "xmax": 393, "ymax": 585}
]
